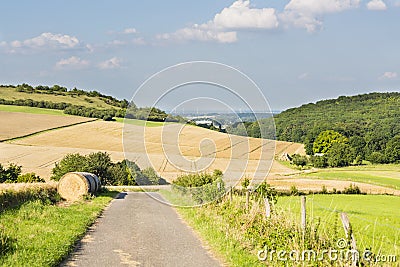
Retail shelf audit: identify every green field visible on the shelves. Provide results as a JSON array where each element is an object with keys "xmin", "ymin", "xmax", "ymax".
[
  {"xmin": 0, "ymin": 104, "xmax": 65, "ymax": 115},
  {"xmin": 278, "ymin": 194, "xmax": 400, "ymax": 259},
  {"xmin": 0, "ymin": 87, "xmax": 117, "ymax": 109},
  {"xmin": 0, "ymin": 191, "xmax": 117, "ymax": 266},
  {"xmin": 165, "ymin": 192, "xmax": 399, "ymax": 266},
  {"xmin": 302, "ymin": 164, "xmax": 400, "ymax": 190},
  {"xmin": 115, "ymin": 117, "xmax": 168, "ymax": 127}
]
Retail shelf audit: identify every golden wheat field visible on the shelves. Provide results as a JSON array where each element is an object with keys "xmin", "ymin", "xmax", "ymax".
[
  {"xmin": 2, "ymin": 116, "xmax": 397, "ymax": 194},
  {"xmin": 3, "ymin": 120, "xmax": 300, "ymax": 182},
  {"xmin": 0, "ymin": 111, "xmax": 94, "ymax": 141}
]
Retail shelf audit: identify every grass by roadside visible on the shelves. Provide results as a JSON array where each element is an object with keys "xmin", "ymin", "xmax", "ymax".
[
  {"xmin": 161, "ymin": 190, "xmax": 400, "ymax": 266},
  {"xmin": 0, "ymin": 104, "xmax": 65, "ymax": 115},
  {"xmin": 0, "ymin": 191, "xmax": 117, "ymax": 266}
]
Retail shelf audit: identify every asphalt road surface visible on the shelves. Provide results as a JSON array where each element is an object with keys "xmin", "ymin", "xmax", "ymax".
[{"xmin": 63, "ymin": 192, "xmax": 221, "ymax": 267}]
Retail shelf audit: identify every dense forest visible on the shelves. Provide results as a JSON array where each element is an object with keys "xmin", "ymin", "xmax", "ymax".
[{"xmin": 228, "ymin": 92, "xmax": 400, "ymax": 166}]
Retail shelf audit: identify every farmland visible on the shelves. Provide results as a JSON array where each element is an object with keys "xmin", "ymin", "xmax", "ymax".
[
  {"xmin": 3, "ymin": 118, "xmax": 302, "ymax": 183},
  {"xmin": 169, "ymin": 193, "xmax": 399, "ymax": 266},
  {"xmin": 0, "ymin": 110, "xmax": 95, "ymax": 141},
  {"xmin": 301, "ymin": 164, "xmax": 400, "ymax": 190},
  {"xmin": 0, "ymin": 86, "xmax": 119, "ymax": 110},
  {"xmin": 0, "ymin": 106, "xmax": 398, "ymax": 195}
]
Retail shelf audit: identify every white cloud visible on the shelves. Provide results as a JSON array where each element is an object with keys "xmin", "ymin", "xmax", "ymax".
[
  {"xmin": 55, "ymin": 56, "xmax": 89, "ymax": 69},
  {"xmin": 2, "ymin": 32, "xmax": 86, "ymax": 53},
  {"xmin": 132, "ymin": 37, "xmax": 146, "ymax": 45},
  {"xmin": 98, "ymin": 57, "xmax": 122, "ymax": 69},
  {"xmin": 123, "ymin": 28, "xmax": 137, "ymax": 34},
  {"xmin": 366, "ymin": 0, "xmax": 387, "ymax": 10},
  {"xmin": 281, "ymin": 0, "xmax": 361, "ymax": 32},
  {"xmin": 298, "ymin": 72, "xmax": 309, "ymax": 80},
  {"xmin": 158, "ymin": 0, "xmax": 278, "ymax": 43},
  {"xmin": 213, "ymin": 0, "xmax": 279, "ymax": 29},
  {"xmin": 157, "ymin": 26, "xmax": 238, "ymax": 43},
  {"xmin": 379, "ymin": 71, "xmax": 397, "ymax": 79}
]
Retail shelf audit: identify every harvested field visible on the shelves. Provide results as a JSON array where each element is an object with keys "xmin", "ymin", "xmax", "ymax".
[
  {"xmin": 0, "ymin": 111, "xmax": 95, "ymax": 141},
  {"xmin": 4, "ymin": 118, "xmax": 395, "ymax": 194},
  {"xmin": 0, "ymin": 142, "xmax": 124, "ymax": 179},
  {"xmin": 7, "ymin": 120, "xmax": 302, "ymax": 183}
]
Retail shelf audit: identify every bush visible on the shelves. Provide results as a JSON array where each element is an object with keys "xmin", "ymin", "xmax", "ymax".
[
  {"xmin": 326, "ymin": 143, "xmax": 355, "ymax": 167},
  {"xmin": 311, "ymin": 155, "xmax": 328, "ymax": 168},
  {"xmin": 51, "ymin": 152, "xmax": 166, "ymax": 186},
  {"xmin": 254, "ymin": 182, "xmax": 278, "ymax": 204},
  {"xmin": 17, "ymin": 173, "xmax": 44, "ymax": 183},
  {"xmin": 289, "ymin": 185, "xmax": 299, "ymax": 196},
  {"xmin": 0, "ymin": 226, "xmax": 15, "ymax": 256},
  {"xmin": 0, "ymin": 163, "xmax": 22, "ymax": 183},
  {"xmin": 291, "ymin": 154, "xmax": 308, "ymax": 167},
  {"xmin": 343, "ymin": 184, "xmax": 363, "ymax": 194},
  {"xmin": 172, "ymin": 170, "xmax": 225, "ymax": 204},
  {"xmin": 367, "ymin": 152, "xmax": 387, "ymax": 164}
]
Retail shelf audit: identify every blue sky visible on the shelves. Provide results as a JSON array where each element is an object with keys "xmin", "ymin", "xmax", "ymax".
[{"xmin": 0, "ymin": 0, "xmax": 399, "ymax": 111}]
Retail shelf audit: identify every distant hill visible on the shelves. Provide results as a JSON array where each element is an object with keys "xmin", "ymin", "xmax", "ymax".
[
  {"xmin": 226, "ymin": 92, "xmax": 400, "ymax": 162},
  {"xmin": 0, "ymin": 84, "xmax": 184, "ymax": 122},
  {"xmin": 274, "ymin": 92, "xmax": 399, "ymax": 141}
]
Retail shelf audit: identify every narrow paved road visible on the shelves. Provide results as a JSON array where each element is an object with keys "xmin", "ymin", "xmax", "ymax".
[{"xmin": 63, "ymin": 192, "xmax": 221, "ymax": 267}]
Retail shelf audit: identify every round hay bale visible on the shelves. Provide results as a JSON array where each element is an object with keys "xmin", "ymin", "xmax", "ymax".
[{"xmin": 57, "ymin": 172, "xmax": 101, "ymax": 201}]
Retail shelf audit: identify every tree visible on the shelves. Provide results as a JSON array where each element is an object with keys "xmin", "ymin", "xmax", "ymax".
[
  {"xmin": 313, "ymin": 130, "xmax": 348, "ymax": 154},
  {"xmin": 86, "ymin": 152, "xmax": 113, "ymax": 184},
  {"xmin": 367, "ymin": 152, "xmax": 387, "ymax": 164},
  {"xmin": 326, "ymin": 143, "xmax": 355, "ymax": 167},
  {"xmin": 291, "ymin": 154, "xmax": 308, "ymax": 167},
  {"xmin": 349, "ymin": 136, "xmax": 366, "ymax": 158},
  {"xmin": 51, "ymin": 154, "xmax": 89, "ymax": 181},
  {"xmin": 385, "ymin": 135, "xmax": 400, "ymax": 163}
]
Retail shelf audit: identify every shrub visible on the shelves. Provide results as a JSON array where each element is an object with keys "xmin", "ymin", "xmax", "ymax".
[
  {"xmin": 51, "ymin": 152, "xmax": 165, "ymax": 186},
  {"xmin": 254, "ymin": 182, "xmax": 278, "ymax": 204},
  {"xmin": 241, "ymin": 177, "xmax": 250, "ymax": 189},
  {"xmin": 343, "ymin": 184, "xmax": 363, "ymax": 194},
  {"xmin": 0, "ymin": 226, "xmax": 15, "ymax": 256},
  {"xmin": 367, "ymin": 152, "xmax": 387, "ymax": 164},
  {"xmin": 17, "ymin": 173, "xmax": 45, "ymax": 183},
  {"xmin": 172, "ymin": 170, "xmax": 225, "ymax": 204},
  {"xmin": 291, "ymin": 154, "xmax": 308, "ymax": 167},
  {"xmin": 311, "ymin": 155, "xmax": 328, "ymax": 168},
  {"xmin": 289, "ymin": 185, "xmax": 299, "ymax": 196}
]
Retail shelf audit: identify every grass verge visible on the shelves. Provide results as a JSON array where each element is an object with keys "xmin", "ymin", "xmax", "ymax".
[
  {"xmin": 161, "ymin": 191, "xmax": 399, "ymax": 266},
  {"xmin": 0, "ymin": 191, "xmax": 117, "ymax": 266}
]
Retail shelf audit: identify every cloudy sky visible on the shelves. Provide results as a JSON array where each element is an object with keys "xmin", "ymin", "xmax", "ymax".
[{"xmin": 0, "ymin": 0, "xmax": 399, "ymax": 111}]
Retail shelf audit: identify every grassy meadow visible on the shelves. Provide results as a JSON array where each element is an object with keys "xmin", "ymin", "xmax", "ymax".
[
  {"xmin": 164, "ymin": 192, "xmax": 399, "ymax": 266},
  {"xmin": 0, "ymin": 87, "xmax": 117, "ymax": 110},
  {"xmin": 0, "ymin": 191, "xmax": 117, "ymax": 266},
  {"xmin": 302, "ymin": 164, "xmax": 400, "ymax": 190},
  {"xmin": 0, "ymin": 104, "xmax": 65, "ymax": 115}
]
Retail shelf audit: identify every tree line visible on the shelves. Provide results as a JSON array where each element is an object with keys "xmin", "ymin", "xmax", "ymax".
[
  {"xmin": 1, "ymin": 84, "xmax": 185, "ymax": 122},
  {"xmin": 227, "ymin": 92, "xmax": 400, "ymax": 166}
]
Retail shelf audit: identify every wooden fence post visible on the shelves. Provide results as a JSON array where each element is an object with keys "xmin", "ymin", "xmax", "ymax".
[
  {"xmin": 340, "ymin": 212, "xmax": 358, "ymax": 266},
  {"xmin": 301, "ymin": 196, "xmax": 306, "ymax": 230},
  {"xmin": 230, "ymin": 186, "xmax": 233, "ymax": 202},
  {"xmin": 264, "ymin": 198, "xmax": 271, "ymax": 219}
]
